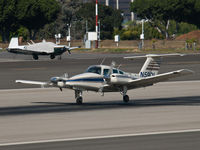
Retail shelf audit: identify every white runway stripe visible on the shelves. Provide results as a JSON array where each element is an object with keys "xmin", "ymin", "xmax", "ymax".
[{"xmin": 1, "ymin": 128, "xmax": 200, "ymax": 147}]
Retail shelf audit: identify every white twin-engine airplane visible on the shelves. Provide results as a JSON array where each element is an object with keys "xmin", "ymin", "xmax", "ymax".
[
  {"xmin": 7, "ymin": 37, "xmax": 80, "ymax": 60},
  {"xmin": 16, "ymin": 54, "xmax": 193, "ymax": 104}
]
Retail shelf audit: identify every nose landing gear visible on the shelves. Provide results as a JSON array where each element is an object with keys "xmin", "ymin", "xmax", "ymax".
[
  {"xmin": 121, "ymin": 86, "xmax": 129, "ymax": 103},
  {"xmin": 50, "ymin": 54, "xmax": 55, "ymax": 59},
  {"xmin": 123, "ymin": 95, "xmax": 129, "ymax": 103},
  {"xmin": 75, "ymin": 90, "xmax": 83, "ymax": 104},
  {"xmin": 33, "ymin": 54, "xmax": 38, "ymax": 60}
]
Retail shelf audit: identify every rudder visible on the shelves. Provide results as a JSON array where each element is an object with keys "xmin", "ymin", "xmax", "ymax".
[
  {"xmin": 139, "ymin": 57, "xmax": 161, "ymax": 78},
  {"xmin": 8, "ymin": 37, "xmax": 19, "ymax": 49}
]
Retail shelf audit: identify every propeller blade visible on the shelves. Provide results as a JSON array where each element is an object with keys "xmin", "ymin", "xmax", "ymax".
[
  {"xmin": 59, "ymin": 87, "xmax": 62, "ymax": 91},
  {"xmin": 67, "ymin": 50, "xmax": 71, "ymax": 54}
]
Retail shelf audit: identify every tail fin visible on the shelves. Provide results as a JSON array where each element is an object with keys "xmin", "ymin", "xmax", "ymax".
[
  {"xmin": 139, "ymin": 56, "xmax": 161, "ymax": 77},
  {"xmin": 124, "ymin": 54, "xmax": 185, "ymax": 78},
  {"xmin": 8, "ymin": 37, "xmax": 19, "ymax": 49}
]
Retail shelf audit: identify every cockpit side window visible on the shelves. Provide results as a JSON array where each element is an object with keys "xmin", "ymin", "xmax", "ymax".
[
  {"xmin": 119, "ymin": 70, "xmax": 124, "ymax": 74},
  {"xmin": 103, "ymin": 69, "xmax": 110, "ymax": 76},
  {"xmin": 86, "ymin": 66, "xmax": 101, "ymax": 75},
  {"xmin": 113, "ymin": 69, "xmax": 118, "ymax": 74}
]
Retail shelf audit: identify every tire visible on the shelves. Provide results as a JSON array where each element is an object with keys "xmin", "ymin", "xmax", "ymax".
[
  {"xmin": 33, "ymin": 55, "xmax": 38, "ymax": 60},
  {"xmin": 76, "ymin": 97, "xmax": 83, "ymax": 104},
  {"xmin": 50, "ymin": 55, "xmax": 55, "ymax": 59},
  {"xmin": 123, "ymin": 95, "xmax": 129, "ymax": 103}
]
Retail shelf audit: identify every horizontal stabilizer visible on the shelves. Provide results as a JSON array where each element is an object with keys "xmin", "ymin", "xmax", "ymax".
[
  {"xmin": 124, "ymin": 53, "xmax": 185, "ymax": 60},
  {"xmin": 69, "ymin": 46, "xmax": 81, "ymax": 50},
  {"xmin": 128, "ymin": 69, "xmax": 194, "ymax": 89}
]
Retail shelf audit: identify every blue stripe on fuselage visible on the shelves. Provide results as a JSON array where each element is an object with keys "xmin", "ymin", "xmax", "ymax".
[{"xmin": 66, "ymin": 78, "xmax": 104, "ymax": 82}]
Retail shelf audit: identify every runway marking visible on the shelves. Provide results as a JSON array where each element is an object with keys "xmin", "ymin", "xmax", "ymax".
[
  {"xmin": 1, "ymin": 128, "xmax": 200, "ymax": 147},
  {"xmin": 12, "ymin": 67, "xmax": 46, "ymax": 71}
]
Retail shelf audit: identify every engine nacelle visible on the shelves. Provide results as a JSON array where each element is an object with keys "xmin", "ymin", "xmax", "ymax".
[
  {"xmin": 110, "ymin": 74, "xmax": 130, "ymax": 84},
  {"xmin": 57, "ymin": 81, "xmax": 65, "ymax": 87}
]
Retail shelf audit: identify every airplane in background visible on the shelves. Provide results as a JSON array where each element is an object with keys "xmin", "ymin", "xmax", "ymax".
[
  {"xmin": 7, "ymin": 37, "xmax": 80, "ymax": 60},
  {"xmin": 16, "ymin": 54, "xmax": 193, "ymax": 104}
]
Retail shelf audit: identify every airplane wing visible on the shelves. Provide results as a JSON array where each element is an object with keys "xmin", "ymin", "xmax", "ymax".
[
  {"xmin": 16, "ymin": 80, "xmax": 51, "ymax": 88},
  {"xmin": 127, "ymin": 69, "xmax": 193, "ymax": 89},
  {"xmin": 68, "ymin": 46, "xmax": 80, "ymax": 50}
]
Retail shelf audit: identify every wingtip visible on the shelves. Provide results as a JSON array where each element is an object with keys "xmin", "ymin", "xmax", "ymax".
[
  {"xmin": 15, "ymin": 80, "xmax": 20, "ymax": 83},
  {"xmin": 177, "ymin": 69, "xmax": 194, "ymax": 75}
]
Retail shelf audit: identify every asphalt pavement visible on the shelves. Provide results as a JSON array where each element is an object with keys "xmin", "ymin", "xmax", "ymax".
[
  {"xmin": 0, "ymin": 52, "xmax": 200, "ymax": 89},
  {"xmin": 0, "ymin": 52, "xmax": 200, "ymax": 150},
  {"xmin": 1, "ymin": 131, "xmax": 200, "ymax": 150}
]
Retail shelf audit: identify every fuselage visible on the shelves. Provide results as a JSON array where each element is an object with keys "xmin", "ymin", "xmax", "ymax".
[
  {"xmin": 7, "ymin": 43, "xmax": 67, "ymax": 56},
  {"xmin": 7, "ymin": 37, "xmax": 68, "ymax": 59},
  {"xmin": 52, "ymin": 65, "xmax": 139, "ymax": 92}
]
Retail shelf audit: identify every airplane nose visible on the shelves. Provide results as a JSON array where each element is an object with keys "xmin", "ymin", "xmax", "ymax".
[{"xmin": 50, "ymin": 77, "xmax": 59, "ymax": 83}]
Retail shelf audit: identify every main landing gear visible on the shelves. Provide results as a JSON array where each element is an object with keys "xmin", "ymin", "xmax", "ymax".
[
  {"xmin": 121, "ymin": 86, "xmax": 129, "ymax": 103},
  {"xmin": 50, "ymin": 54, "xmax": 55, "ymax": 59},
  {"xmin": 123, "ymin": 95, "xmax": 129, "ymax": 103},
  {"xmin": 75, "ymin": 90, "xmax": 83, "ymax": 104},
  {"xmin": 33, "ymin": 54, "xmax": 38, "ymax": 60}
]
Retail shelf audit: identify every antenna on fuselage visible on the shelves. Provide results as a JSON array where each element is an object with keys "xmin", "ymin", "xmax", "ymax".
[
  {"xmin": 117, "ymin": 64, "xmax": 122, "ymax": 69},
  {"xmin": 100, "ymin": 57, "xmax": 106, "ymax": 65},
  {"xmin": 30, "ymin": 40, "xmax": 35, "ymax": 44}
]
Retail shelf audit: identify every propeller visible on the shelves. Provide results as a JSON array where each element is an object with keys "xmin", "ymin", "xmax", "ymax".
[
  {"xmin": 104, "ymin": 61, "xmax": 116, "ymax": 82},
  {"xmin": 67, "ymin": 46, "xmax": 81, "ymax": 54},
  {"xmin": 66, "ymin": 47, "xmax": 71, "ymax": 54},
  {"xmin": 50, "ymin": 73, "xmax": 69, "ymax": 92},
  {"xmin": 62, "ymin": 46, "xmax": 71, "ymax": 54},
  {"xmin": 98, "ymin": 61, "xmax": 116, "ymax": 95}
]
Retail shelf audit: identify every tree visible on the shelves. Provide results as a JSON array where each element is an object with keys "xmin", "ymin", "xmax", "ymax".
[
  {"xmin": 76, "ymin": 2, "xmax": 123, "ymax": 39},
  {"xmin": 0, "ymin": 0, "xmax": 18, "ymax": 42},
  {"xmin": 37, "ymin": 0, "xmax": 83, "ymax": 40},
  {"xmin": 17, "ymin": 0, "xmax": 60, "ymax": 39},
  {"xmin": 131, "ymin": 0, "xmax": 200, "ymax": 39},
  {"xmin": 131, "ymin": 0, "xmax": 177, "ymax": 39},
  {"xmin": 114, "ymin": 21, "xmax": 163, "ymax": 40},
  {"xmin": 179, "ymin": 0, "xmax": 200, "ymax": 28}
]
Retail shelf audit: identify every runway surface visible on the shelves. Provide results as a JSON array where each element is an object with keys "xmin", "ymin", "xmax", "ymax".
[
  {"xmin": 1, "ymin": 131, "xmax": 200, "ymax": 150},
  {"xmin": 0, "ymin": 52, "xmax": 200, "ymax": 89},
  {"xmin": 0, "ymin": 52, "xmax": 200, "ymax": 149},
  {"xmin": 0, "ymin": 81, "xmax": 200, "ymax": 149}
]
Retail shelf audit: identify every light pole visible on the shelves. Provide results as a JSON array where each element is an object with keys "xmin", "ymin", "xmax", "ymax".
[
  {"xmin": 95, "ymin": 0, "xmax": 98, "ymax": 48},
  {"xmin": 67, "ymin": 24, "xmax": 71, "ymax": 47},
  {"xmin": 140, "ymin": 19, "xmax": 144, "ymax": 49},
  {"xmin": 131, "ymin": 0, "xmax": 134, "ymax": 21},
  {"xmin": 106, "ymin": 0, "xmax": 109, "ymax": 6},
  {"xmin": 98, "ymin": 20, "xmax": 101, "ymax": 42},
  {"xmin": 116, "ymin": 0, "xmax": 119, "ymax": 10}
]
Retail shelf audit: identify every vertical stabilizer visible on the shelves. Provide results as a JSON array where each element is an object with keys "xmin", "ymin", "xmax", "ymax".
[
  {"xmin": 124, "ymin": 54, "xmax": 185, "ymax": 78},
  {"xmin": 139, "ymin": 56, "xmax": 161, "ymax": 77},
  {"xmin": 8, "ymin": 37, "xmax": 19, "ymax": 48}
]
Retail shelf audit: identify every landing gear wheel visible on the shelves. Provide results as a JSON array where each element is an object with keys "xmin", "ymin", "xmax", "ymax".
[
  {"xmin": 123, "ymin": 95, "xmax": 129, "ymax": 103},
  {"xmin": 50, "ymin": 55, "xmax": 55, "ymax": 59},
  {"xmin": 76, "ymin": 97, "xmax": 83, "ymax": 105},
  {"xmin": 33, "ymin": 55, "xmax": 38, "ymax": 60}
]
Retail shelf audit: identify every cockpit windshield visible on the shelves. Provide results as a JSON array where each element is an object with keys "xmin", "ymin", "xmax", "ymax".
[{"xmin": 86, "ymin": 66, "xmax": 102, "ymax": 75}]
